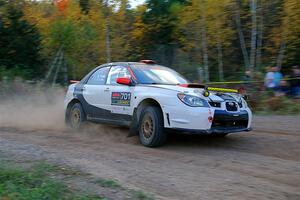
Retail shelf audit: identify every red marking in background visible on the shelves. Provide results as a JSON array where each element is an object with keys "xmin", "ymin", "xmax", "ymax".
[
  {"xmin": 54, "ymin": 0, "xmax": 69, "ymax": 12},
  {"xmin": 238, "ymin": 87, "xmax": 247, "ymax": 94}
]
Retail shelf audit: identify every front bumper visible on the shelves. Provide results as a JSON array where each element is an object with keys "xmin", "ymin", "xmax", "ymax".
[
  {"xmin": 168, "ymin": 127, "xmax": 252, "ymax": 135},
  {"xmin": 168, "ymin": 109, "xmax": 252, "ymax": 135}
]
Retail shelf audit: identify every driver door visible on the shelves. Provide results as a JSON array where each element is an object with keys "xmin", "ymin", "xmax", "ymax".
[{"xmin": 105, "ymin": 65, "xmax": 135, "ymax": 122}]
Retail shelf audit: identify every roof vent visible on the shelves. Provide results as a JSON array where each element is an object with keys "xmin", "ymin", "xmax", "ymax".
[{"xmin": 139, "ymin": 60, "xmax": 157, "ymax": 64}]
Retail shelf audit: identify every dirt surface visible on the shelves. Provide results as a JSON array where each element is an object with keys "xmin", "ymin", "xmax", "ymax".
[{"xmin": 0, "ymin": 116, "xmax": 299, "ymax": 200}]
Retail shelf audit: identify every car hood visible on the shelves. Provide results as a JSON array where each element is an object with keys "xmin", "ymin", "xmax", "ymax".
[{"xmin": 145, "ymin": 84, "xmax": 241, "ymax": 102}]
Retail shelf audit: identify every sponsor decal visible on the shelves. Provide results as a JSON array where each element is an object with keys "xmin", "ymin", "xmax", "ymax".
[
  {"xmin": 111, "ymin": 106, "xmax": 130, "ymax": 114},
  {"xmin": 111, "ymin": 92, "xmax": 131, "ymax": 106}
]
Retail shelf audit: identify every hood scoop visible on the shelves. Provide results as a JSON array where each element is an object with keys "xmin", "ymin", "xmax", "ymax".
[
  {"xmin": 179, "ymin": 83, "xmax": 205, "ymax": 88},
  {"xmin": 215, "ymin": 93, "xmax": 236, "ymax": 101}
]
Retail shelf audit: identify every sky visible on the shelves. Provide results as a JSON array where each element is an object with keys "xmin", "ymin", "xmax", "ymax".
[{"xmin": 129, "ymin": 0, "xmax": 145, "ymax": 8}]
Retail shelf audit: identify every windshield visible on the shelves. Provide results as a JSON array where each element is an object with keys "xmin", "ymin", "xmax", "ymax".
[{"xmin": 131, "ymin": 64, "xmax": 189, "ymax": 85}]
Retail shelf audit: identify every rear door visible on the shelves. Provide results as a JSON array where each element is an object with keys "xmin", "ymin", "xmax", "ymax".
[{"xmin": 82, "ymin": 66, "xmax": 111, "ymax": 119}]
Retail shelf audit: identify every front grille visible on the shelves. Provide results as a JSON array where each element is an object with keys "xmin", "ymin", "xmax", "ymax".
[
  {"xmin": 212, "ymin": 110, "xmax": 248, "ymax": 129},
  {"xmin": 226, "ymin": 102, "xmax": 238, "ymax": 111},
  {"xmin": 209, "ymin": 102, "xmax": 221, "ymax": 108},
  {"xmin": 212, "ymin": 120, "xmax": 248, "ymax": 128}
]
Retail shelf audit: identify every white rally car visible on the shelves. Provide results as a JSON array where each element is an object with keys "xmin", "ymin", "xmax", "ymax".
[{"xmin": 65, "ymin": 60, "xmax": 252, "ymax": 147}]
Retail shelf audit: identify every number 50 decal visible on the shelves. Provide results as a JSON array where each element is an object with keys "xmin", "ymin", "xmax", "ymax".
[{"xmin": 111, "ymin": 92, "xmax": 131, "ymax": 106}]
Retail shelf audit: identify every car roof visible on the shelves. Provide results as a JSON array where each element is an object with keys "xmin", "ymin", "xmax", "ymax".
[
  {"xmin": 101, "ymin": 62, "xmax": 152, "ymax": 66},
  {"xmin": 80, "ymin": 62, "xmax": 152, "ymax": 83}
]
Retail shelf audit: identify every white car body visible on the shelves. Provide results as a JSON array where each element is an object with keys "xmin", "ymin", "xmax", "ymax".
[{"xmin": 65, "ymin": 62, "xmax": 252, "ymax": 139}]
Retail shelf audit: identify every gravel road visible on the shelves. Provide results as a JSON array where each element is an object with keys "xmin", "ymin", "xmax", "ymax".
[{"xmin": 0, "ymin": 116, "xmax": 299, "ymax": 200}]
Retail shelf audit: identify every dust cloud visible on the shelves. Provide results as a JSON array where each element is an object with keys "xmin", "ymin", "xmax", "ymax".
[
  {"xmin": 0, "ymin": 81, "xmax": 66, "ymax": 131},
  {"xmin": 0, "ymin": 80, "xmax": 134, "ymax": 143}
]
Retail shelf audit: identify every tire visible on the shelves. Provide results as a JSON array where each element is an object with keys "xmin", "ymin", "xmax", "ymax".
[
  {"xmin": 67, "ymin": 103, "xmax": 86, "ymax": 130},
  {"xmin": 138, "ymin": 106, "xmax": 167, "ymax": 147}
]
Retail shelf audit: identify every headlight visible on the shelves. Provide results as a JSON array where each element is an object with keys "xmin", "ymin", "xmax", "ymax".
[{"xmin": 177, "ymin": 93, "xmax": 209, "ymax": 107}]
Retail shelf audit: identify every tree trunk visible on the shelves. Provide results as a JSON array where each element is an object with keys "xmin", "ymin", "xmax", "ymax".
[
  {"xmin": 234, "ymin": 0, "xmax": 249, "ymax": 70},
  {"xmin": 104, "ymin": 0, "xmax": 111, "ymax": 63},
  {"xmin": 63, "ymin": 56, "xmax": 68, "ymax": 86},
  {"xmin": 194, "ymin": 27, "xmax": 202, "ymax": 65},
  {"xmin": 256, "ymin": 0, "xmax": 263, "ymax": 71},
  {"xmin": 200, "ymin": 1, "xmax": 209, "ymax": 82},
  {"xmin": 277, "ymin": 41, "xmax": 286, "ymax": 70},
  {"xmin": 249, "ymin": 0, "xmax": 257, "ymax": 74},
  {"xmin": 217, "ymin": 34, "xmax": 224, "ymax": 82}
]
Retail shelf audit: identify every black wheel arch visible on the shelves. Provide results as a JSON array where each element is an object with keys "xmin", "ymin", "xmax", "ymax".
[
  {"xmin": 65, "ymin": 99, "xmax": 86, "ymax": 124},
  {"xmin": 136, "ymin": 98, "xmax": 163, "ymax": 122},
  {"xmin": 129, "ymin": 98, "xmax": 164, "ymax": 136}
]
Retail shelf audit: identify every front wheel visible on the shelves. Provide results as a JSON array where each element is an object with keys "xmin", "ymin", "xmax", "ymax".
[
  {"xmin": 67, "ymin": 103, "xmax": 86, "ymax": 130},
  {"xmin": 138, "ymin": 106, "xmax": 167, "ymax": 147}
]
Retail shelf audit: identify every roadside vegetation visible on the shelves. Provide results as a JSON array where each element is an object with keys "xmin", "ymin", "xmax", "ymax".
[
  {"xmin": 0, "ymin": 152, "xmax": 155, "ymax": 200},
  {"xmin": 253, "ymin": 95, "xmax": 300, "ymax": 115},
  {"xmin": 0, "ymin": 162, "xmax": 103, "ymax": 200},
  {"xmin": 0, "ymin": 79, "xmax": 299, "ymax": 115},
  {"xmin": 1, "ymin": 0, "xmax": 300, "ymax": 83}
]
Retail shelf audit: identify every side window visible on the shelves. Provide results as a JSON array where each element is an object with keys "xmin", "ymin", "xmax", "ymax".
[
  {"xmin": 106, "ymin": 66, "xmax": 131, "ymax": 85},
  {"xmin": 87, "ymin": 67, "xmax": 110, "ymax": 85}
]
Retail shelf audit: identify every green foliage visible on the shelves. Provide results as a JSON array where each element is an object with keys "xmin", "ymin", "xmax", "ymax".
[
  {"xmin": 79, "ymin": 0, "xmax": 90, "ymax": 14},
  {"xmin": 0, "ymin": 1, "xmax": 43, "ymax": 79},
  {"xmin": 254, "ymin": 94, "xmax": 300, "ymax": 115},
  {"xmin": 129, "ymin": 189, "xmax": 155, "ymax": 200},
  {"xmin": 0, "ymin": 162, "xmax": 103, "ymax": 200},
  {"xmin": 1, "ymin": 0, "xmax": 300, "ymax": 82},
  {"xmin": 141, "ymin": 0, "xmax": 186, "ymax": 66},
  {"xmin": 94, "ymin": 178, "xmax": 121, "ymax": 188}
]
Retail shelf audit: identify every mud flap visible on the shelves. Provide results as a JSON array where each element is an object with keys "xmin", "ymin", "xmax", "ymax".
[{"xmin": 128, "ymin": 108, "xmax": 138, "ymax": 137}]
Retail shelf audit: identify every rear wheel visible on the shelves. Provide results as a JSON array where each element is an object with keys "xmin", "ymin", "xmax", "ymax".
[
  {"xmin": 67, "ymin": 103, "xmax": 86, "ymax": 130},
  {"xmin": 138, "ymin": 106, "xmax": 167, "ymax": 147}
]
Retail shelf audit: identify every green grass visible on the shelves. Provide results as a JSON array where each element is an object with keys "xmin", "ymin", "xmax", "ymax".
[
  {"xmin": 94, "ymin": 179, "xmax": 155, "ymax": 199},
  {"xmin": 0, "ymin": 152, "xmax": 155, "ymax": 200},
  {"xmin": 94, "ymin": 178, "xmax": 121, "ymax": 189},
  {"xmin": 130, "ymin": 189, "xmax": 155, "ymax": 200},
  {"xmin": 0, "ymin": 161, "xmax": 103, "ymax": 200}
]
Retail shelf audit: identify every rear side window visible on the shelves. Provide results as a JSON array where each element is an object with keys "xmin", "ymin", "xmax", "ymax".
[
  {"xmin": 106, "ymin": 66, "xmax": 131, "ymax": 85},
  {"xmin": 87, "ymin": 67, "xmax": 110, "ymax": 85}
]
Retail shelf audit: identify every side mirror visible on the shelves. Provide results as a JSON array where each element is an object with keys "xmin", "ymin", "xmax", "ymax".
[{"xmin": 116, "ymin": 77, "xmax": 133, "ymax": 86}]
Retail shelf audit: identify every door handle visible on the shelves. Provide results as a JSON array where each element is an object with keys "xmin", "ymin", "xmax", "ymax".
[
  {"xmin": 81, "ymin": 86, "xmax": 86, "ymax": 91},
  {"xmin": 104, "ymin": 88, "xmax": 110, "ymax": 92}
]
